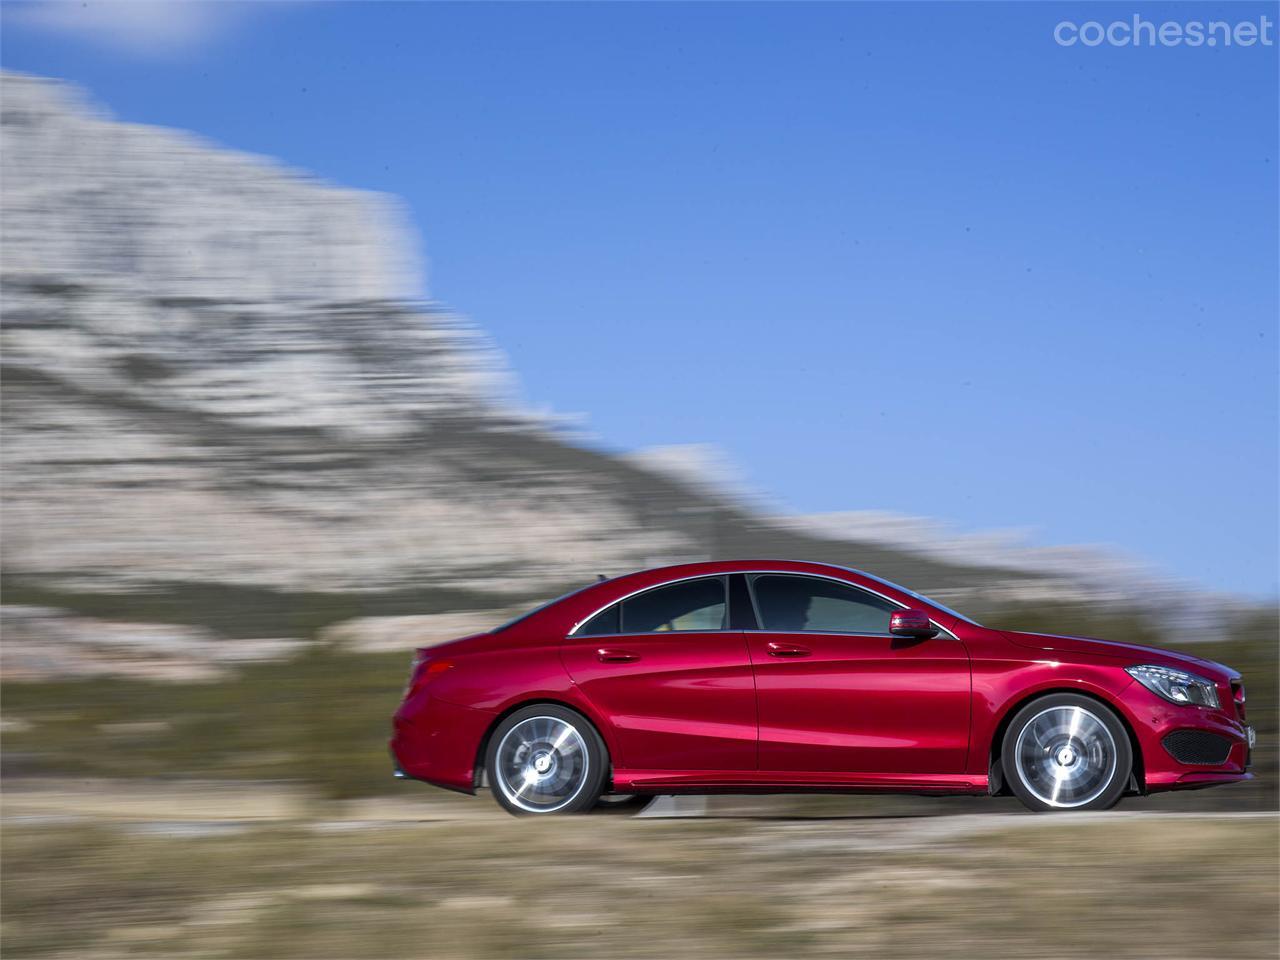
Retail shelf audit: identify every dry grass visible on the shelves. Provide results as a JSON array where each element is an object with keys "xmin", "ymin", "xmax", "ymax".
[{"xmin": 2, "ymin": 808, "xmax": 1276, "ymax": 959}]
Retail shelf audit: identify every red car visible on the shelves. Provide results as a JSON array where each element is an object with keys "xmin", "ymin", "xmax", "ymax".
[{"xmin": 390, "ymin": 560, "xmax": 1254, "ymax": 815}]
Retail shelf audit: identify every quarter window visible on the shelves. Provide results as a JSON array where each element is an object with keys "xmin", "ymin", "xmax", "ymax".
[{"xmin": 750, "ymin": 574, "xmax": 897, "ymax": 634}]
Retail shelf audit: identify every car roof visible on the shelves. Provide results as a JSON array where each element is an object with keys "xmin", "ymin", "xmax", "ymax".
[{"xmin": 499, "ymin": 559, "xmax": 956, "ymax": 638}]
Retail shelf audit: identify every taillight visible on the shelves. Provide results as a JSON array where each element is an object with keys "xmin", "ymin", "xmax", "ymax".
[{"xmin": 404, "ymin": 651, "xmax": 453, "ymax": 697}]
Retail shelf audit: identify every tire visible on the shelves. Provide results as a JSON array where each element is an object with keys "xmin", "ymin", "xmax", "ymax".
[
  {"xmin": 590, "ymin": 794, "xmax": 653, "ymax": 815},
  {"xmin": 485, "ymin": 705, "xmax": 607, "ymax": 816},
  {"xmin": 1001, "ymin": 693, "xmax": 1132, "ymax": 812}
]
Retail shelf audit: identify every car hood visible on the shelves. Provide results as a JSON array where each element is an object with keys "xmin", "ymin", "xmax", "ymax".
[{"xmin": 1003, "ymin": 631, "xmax": 1236, "ymax": 680}]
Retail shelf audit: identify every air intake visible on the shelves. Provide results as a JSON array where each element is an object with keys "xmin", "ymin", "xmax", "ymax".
[{"xmin": 1162, "ymin": 730, "xmax": 1232, "ymax": 766}]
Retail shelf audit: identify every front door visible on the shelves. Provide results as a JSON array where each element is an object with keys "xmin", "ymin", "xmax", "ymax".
[
  {"xmin": 559, "ymin": 576, "xmax": 756, "ymax": 771},
  {"xmin": 745, "ymin": 573, "xmax": 971, "ymax": 774}
]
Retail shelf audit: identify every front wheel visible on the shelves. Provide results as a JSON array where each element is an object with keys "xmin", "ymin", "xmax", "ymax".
[
  {"xmin": 1002, "ymin": 694, "xmax": 1132, "ymax": 812},
  {"xmin": 485, "ymin": 705, "xmax": 607, "ymax": 816}
]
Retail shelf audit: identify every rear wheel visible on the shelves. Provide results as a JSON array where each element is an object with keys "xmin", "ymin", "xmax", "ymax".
[
  {"xmin": 485, "ymin": 705, "xmax": 607, "ymax": 816},
  {"xmin": 1002, "ymin": 694, "xmax": 1131, "ymax": 812}
]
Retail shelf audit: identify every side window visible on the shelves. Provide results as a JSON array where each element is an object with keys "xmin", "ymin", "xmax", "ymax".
[
  {"xmin": 577, "ymin": 603, "xmax": 620, "ymax": 637},
  {"xmin": 621, "ymin": 577, "xmax": 727, "ymax": 633},
  {"xmin": 750, "ymin": 574, "xmax": 897, "ymax": 634}
]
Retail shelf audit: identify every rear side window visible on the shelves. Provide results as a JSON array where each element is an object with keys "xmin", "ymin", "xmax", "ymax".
[
  {"xmin": 750, "ymin": 574, "xmax": 897, "ymax": 634},
  {"xmin": 578, "ymin": 577, "xmax": 729, "ymax": 635},
  {"xmin": 624, "ymin": 577, "xmax": 726, "ymax": 632}
]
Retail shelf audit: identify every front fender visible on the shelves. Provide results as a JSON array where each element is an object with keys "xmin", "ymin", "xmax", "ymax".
[{"xmin": 969, "ymin": 655, "xmax": 1136, "ymax": 776}]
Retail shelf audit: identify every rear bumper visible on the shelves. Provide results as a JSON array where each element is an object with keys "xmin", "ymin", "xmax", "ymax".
[{"xmin": 390, "ymin": 693, "xmax": 497, "ymax": 794}]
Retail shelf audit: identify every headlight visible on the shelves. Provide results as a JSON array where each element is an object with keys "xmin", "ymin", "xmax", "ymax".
[{"xmin": 1126, "ymin": 664, "xmax": 1219, "ymax": 708}]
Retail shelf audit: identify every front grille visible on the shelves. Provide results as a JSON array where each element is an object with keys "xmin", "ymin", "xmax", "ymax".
[{"xmin": 1163, "ymin": 730, "xmax": 1233, "ymax": 766}]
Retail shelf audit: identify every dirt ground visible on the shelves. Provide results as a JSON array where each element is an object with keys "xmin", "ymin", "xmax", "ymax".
[{"xmin": 3, "ymin": 780, "xmax": 1277, "ymax": 959}]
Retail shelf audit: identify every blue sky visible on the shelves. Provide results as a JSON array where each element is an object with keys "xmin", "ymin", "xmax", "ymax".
[{"xmin": 3, "ymin": 2, "xmax": 1277, "ymax": 595}]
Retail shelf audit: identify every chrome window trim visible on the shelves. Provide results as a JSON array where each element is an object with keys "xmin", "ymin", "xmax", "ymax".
[
  {"xmin": 567, "ymin": 569, "xmax": 959, "ymax": 640},
  {"xmin": 739, "ymin": 628, "xmax": 959, "ymax": 641}
]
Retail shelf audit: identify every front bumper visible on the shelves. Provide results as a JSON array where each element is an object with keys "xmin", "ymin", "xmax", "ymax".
[{"xmin": 1126, "ymin": 695, "xmax": 1256, "ymax": 792}]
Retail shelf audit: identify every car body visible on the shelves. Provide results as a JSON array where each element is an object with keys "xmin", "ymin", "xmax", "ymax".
[{"xmin": 390, "ymin": 560, "xmax": 1254, "ymax": 814}]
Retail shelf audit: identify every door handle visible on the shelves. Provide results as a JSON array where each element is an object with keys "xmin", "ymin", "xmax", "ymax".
[
  {"xmin": 596, "ymin": 648, "xmax": 639, "ymax": 663},
  {"xmin": 767, "ymin": 642, "xmax": 811, "ymax": 658}
]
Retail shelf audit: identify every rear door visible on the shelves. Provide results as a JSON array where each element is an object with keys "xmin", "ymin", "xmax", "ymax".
[
  {"xmin": 559, "ymin": 576, "xmax": 757, "ymax": 772},
  {"xmin": 745, "ymin": 573, "xmax": 970, "ymax": 774}
]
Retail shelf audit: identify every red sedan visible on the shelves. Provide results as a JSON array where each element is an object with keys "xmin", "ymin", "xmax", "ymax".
[{"xmin": 390, "ymin": 560, "xmax": 1254, "ymax": 815}]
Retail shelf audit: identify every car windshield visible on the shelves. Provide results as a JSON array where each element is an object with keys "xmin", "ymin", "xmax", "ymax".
[{"xmin": 853, "ymin": 570, "xmax": 982, "ymax": 626}]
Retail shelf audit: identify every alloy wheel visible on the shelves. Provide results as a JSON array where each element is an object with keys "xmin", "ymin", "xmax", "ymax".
[
  {"xmin": 494, "ymin": 715, "xmax": 590, "ymax": 813},
  {"xmin": 1013, "ymin": 705, "xmax": 1119, "ymax": 808}
]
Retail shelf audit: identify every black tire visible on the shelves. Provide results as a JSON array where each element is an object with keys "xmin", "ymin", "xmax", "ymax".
[
  {"xmin": 485, "ymin": 705, "xmax": 607, "ymax": 816},
  {"xmin": 1001, "ymin": 693, "xmax": 1132, "ymax": 812},
  {"xmin": 590, "ymin": 794, "xmax": 654, "ymax": 815}
]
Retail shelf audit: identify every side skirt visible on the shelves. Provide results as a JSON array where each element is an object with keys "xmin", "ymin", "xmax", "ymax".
[{"xmin": 611, "ymin": 770, "xmax": 989, "ymax": 795}]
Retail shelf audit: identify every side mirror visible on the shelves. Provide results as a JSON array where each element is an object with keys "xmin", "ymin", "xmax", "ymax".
[{"xmin": 889, "ymin": 608, "xmax": 938, "ymax": 639}]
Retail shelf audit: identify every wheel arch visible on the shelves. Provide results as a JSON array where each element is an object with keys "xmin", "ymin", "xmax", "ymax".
[
  {"xmin": 987, "ymin": 687, "xmax": 1145, "ymax": 796},
  {"xmin": 472, "ymin": 697, "xmax": 616, "ymax": 792}
]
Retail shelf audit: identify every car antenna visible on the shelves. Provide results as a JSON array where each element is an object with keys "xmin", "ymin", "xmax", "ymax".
[{"xmin": 597, "ymin": 573, "xmax": 609, "ymax": 582}]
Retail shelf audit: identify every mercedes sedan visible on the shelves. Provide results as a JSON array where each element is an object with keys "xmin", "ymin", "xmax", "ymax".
[{"xmin": 390, "ymin": 560, "xmax": 1254, "ymax": 815}]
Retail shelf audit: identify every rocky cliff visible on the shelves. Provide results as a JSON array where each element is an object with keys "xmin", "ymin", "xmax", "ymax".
[
  {"xmin": 0, "ymin": 72, "xmax": 1163, "ymax": 677},
  {"xmin": 1, "ymin": 71, "xmax": 689, "ymax": 602}
]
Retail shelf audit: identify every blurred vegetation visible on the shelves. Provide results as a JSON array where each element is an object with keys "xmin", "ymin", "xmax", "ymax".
[
  {"xmin": 3, "ymin": 815, "xmax": 1276, "ymax": 958},
  {"xmin": 0, "ymin": 575, "xmax": 541, "ymax": 640},
  {"xmin": 2, "ymin": 645, "xmax": 407, "ymax": 799},
  {"xmin": 2, "ymin": 601, "xmax": 1275, "ymax": 806}
]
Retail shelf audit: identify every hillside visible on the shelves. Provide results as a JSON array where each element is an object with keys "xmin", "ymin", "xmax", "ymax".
[
  {"xmin": 1, "ymin": 71, "xmax": 1272, "ymax": 810},
  {"xmin": 0, "ymin": 70, "xmax": 1249, "ymax": 678},
  {"xmin": 0, "ymin": 71, "xmax": 1063, "ymax": 667}
]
